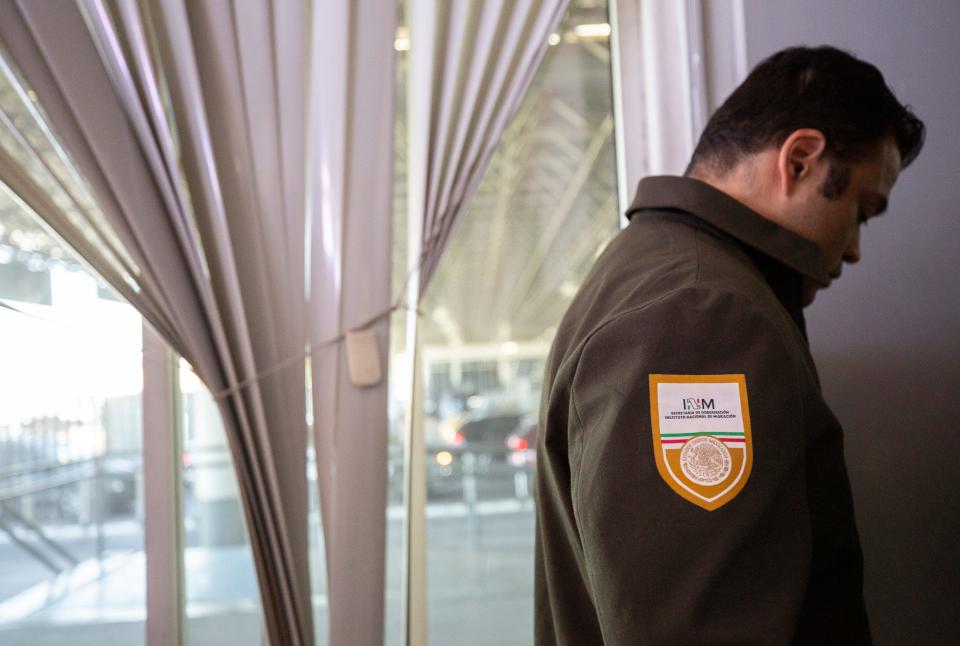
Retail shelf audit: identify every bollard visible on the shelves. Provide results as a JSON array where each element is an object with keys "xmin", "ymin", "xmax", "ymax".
[{"xmin": 461, "ymin": 451, "xmax": 481, "ymax": 547}]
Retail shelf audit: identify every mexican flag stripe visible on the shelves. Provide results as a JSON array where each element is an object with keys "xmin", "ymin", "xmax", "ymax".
[
  {"xmin": 662, "ymin": 438, "xmax": 745, "ymax": 445},
  {"xmin": 660, "ymin": 431, "xmax": 745, "ymax": 437}
]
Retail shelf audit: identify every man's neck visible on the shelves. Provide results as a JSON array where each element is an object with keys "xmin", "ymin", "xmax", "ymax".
[{"xmin": 686, "ymin": 154, "xmax": 780, "ymax": 226}]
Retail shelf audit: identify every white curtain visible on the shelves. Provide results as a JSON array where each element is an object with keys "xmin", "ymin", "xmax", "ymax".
[
  {"xmin": 0, "ymin": 0, "xmax": 397, "ymax": 644},
  {"xmin": 307, "ymin": 1, "xmax": 397, "ymax": 645},
  {"xmin": 403, "ymin": 0, "xmax": 568, "ymax": 640},
  {"xmin": 408, "ymin": 0, "xmax": 569, "ymax": 293},
  {"xmin": 0, "ymin": 0, "xmax": 564, "ymax": 641}
]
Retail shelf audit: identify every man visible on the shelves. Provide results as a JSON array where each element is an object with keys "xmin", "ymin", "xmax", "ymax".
[{"xmin": 534, "ymin": 46, "xmax": 925, "ymax": 644}]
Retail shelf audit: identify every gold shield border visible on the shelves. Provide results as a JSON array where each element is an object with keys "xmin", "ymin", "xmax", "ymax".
[{"xmin": 648, "ymin": 374, "xmax": 753, "ymax": 511}]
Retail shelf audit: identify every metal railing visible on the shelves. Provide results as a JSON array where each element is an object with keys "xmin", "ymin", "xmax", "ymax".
[{"xmin": 0, "ymin": 450, "xmax": 141, "ymax": 575}]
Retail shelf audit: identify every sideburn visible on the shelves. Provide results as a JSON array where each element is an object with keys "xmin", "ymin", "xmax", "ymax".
[{"xmin": 820, "ymin": 161, "xmax": 851, "ymax": 199}]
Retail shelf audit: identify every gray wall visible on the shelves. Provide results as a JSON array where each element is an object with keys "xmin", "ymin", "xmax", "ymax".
[{"xmin": 738, "ymin": 1, "xmax": 960, "ymax": 643}]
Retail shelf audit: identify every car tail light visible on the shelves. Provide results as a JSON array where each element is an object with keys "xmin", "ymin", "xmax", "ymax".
[
  {"xmin": 507, "ymin": 436, "xmax": 528, "ymax": 451},
  {"xmin": 453, "ymin": 431, "xmax": 465, "ymax": 446}
]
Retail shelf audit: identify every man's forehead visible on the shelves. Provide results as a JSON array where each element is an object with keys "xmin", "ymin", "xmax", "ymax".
[{"xmin": 880, "ymin": 137, "xmax": 902, "ymax": 182}]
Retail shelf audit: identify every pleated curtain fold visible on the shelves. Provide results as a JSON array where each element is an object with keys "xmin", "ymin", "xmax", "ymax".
[
  {"xmin": 0, "ymin": 0, "xmax": 395, "ymax": 644},
  {"xmin": 408, "ymin": 0, "xmax": 569, "ymax": 297},
  {"xmin": 0, "ymin": 0, "xmax": 566, "ymax": 642},
  {"xmin": 307, "ymin": 1, "xmax": 396, "ymax": 645},
  {"xmin": 402, "ymin": 1, "xmax": 568, "ymax": 640}
]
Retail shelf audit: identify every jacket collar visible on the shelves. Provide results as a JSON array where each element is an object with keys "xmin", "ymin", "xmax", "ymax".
[{"xmin": 626, "ymin": 176, "xmax": 831, "ymax": 287}]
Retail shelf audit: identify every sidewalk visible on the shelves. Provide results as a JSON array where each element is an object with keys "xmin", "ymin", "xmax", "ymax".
[{"xmin": 0, "ymin": 499, "xmax": 536, "ymax": 645}]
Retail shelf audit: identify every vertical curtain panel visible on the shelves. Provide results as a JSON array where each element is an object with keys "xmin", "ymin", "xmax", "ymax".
[
  {"xmin": 0, "ymin": 0, "xmax": 399, "ymax": 643},
  {"xmin": 0, "ymin": 0, "xmax": 566, "ymax": 641},
  {"xmin": 402, "ymin": 0, "xmax": 568, "ymax": 641},
  {"xmin": 0, "ymin": 0, "xmax": 312, "ymax": 642},
  {"xmin": 307, "ymin": 1, "xmax": 397, "ymax": 645},
  {"xmin": 409, "ymin": 0, "xmax": 569, "ymax": 296}
]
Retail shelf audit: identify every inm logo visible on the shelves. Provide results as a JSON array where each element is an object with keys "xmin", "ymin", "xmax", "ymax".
[{"xmin": 682, "ymin": 398, "xmax": 715, "ymax": 410}]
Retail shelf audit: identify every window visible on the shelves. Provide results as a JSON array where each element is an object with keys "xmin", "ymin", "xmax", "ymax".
[
  {"xmin": 391, "ymin": 1, "xmax": 621, "ymax": 642},
  {"xmin": 178, "ymin": 363, "xmax": 263, "ymax": 645},
  {"xmin": 0, "ymin": 193, "xmax": 147, "ymax": 645},
  {"xmin": 0, "ymin": 47, "xmax": 263, "ymax": 645}
]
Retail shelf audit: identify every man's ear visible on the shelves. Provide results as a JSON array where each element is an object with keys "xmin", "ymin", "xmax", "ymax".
[{"xmin": 777, "ymin": 129, "xmax": 828, "ymax": 195}]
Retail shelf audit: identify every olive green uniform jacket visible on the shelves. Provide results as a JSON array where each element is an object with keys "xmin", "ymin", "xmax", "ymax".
[{"xmin": 534, "ymin": 176, "xmax": 871, "ymax": 645}]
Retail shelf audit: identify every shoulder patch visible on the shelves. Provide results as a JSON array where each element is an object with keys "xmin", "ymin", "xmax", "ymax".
[{"xmin": 648, "ymin": 374, "xmax": 752, "ymax": 511}]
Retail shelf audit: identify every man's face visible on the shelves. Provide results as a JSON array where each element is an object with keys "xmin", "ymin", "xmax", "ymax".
[{"xmin": 794, "ymin": 138, "xmax": 901, "ymax": 304}]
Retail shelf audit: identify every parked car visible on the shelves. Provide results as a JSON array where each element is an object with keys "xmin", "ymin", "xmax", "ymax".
[
  {"xmin": 457, "ymin": 412, "xmax": 524, "ymax": 452},
  {"xmin": 505, "ymin": 416, "xmax": 538, "ymax": 469},
  {"xmin": 426, "ymin": 411, "xmax": 527, "ymax": 498}
]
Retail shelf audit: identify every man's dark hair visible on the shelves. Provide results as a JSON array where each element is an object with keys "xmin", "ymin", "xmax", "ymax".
[{"xmin": 686, "ymin": 46, "xmax": 925, "ymax": 190}]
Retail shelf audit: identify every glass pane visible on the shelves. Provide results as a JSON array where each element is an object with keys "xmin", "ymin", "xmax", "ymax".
[
  {"xmin": 399, "ymin": 1, "xmax": 620, "ymax": 643},
  {"xmin": 178, "ymin": 363, "xmax": 263, "ymax": 645},
  {"xmin": 0, "ymin": 192, "xmax": 146, "ymax": 644}
]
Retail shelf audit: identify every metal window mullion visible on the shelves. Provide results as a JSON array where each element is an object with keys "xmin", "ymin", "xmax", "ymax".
[
  {"xmin": 611, "ymin": 0, "xmax": 703, "ymax": 232},
  {"xmin": 143, "ymin": 323, "xmax": 187, "ymax": 645},
  {"xmin": 401, "ymin": 312, "xmax": 427, "ymax": 646},
  {"xmin": 609, "ymin": 0, "xmax": 645, "ymax": 229},
  {"xmin": 402, "ymin": 88, "xmax": 428, "ymax": 641},
  {"xmin": 684, "ymin": 0, "xmax": 710, "ymax": 141}
]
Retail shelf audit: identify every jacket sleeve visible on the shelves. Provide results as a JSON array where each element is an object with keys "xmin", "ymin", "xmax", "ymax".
[{"xmin": 569, "ymin": 286, "xmax": 812, "ymax": 645}]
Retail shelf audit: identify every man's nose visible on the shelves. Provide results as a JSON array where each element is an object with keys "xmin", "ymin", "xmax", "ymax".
[{"xmin": 844, "ymin": 228, "xmax": 861, "ymax": 264}]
